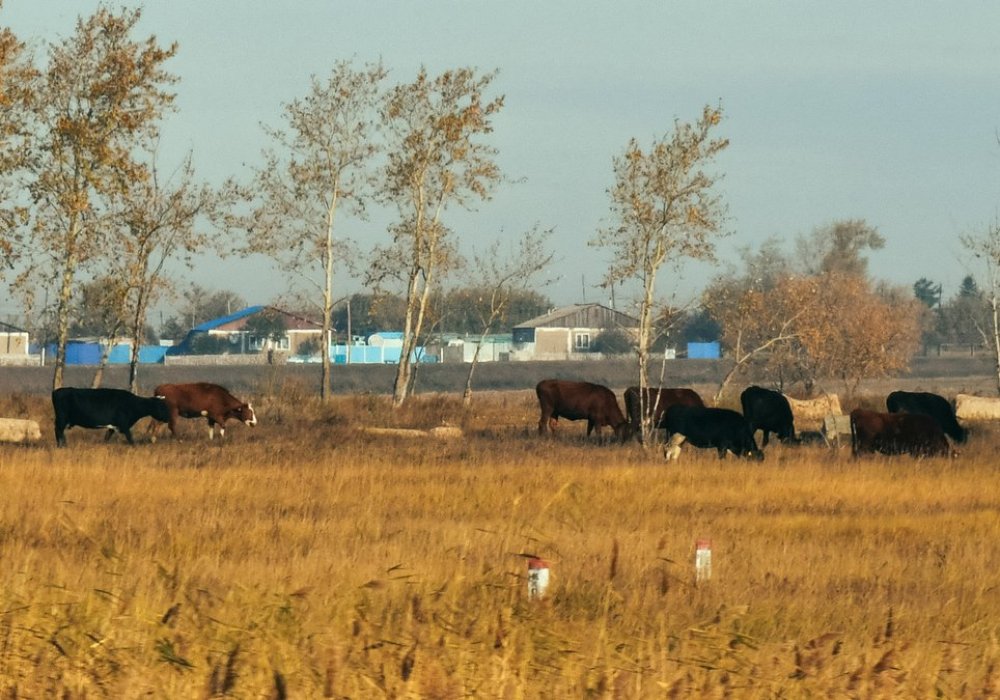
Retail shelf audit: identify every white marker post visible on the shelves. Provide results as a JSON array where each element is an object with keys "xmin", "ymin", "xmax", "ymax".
[
  {"xmin": 695, "ymin": 539, "xmax": 712, "ymax": 583},
  {"xmin": 527, "ymin": 558, "xmax": 550, "ymax": 600}
]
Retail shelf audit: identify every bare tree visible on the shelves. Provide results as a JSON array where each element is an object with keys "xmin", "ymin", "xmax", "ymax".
[
  {"xmin": 961, "ymin": 219, "xmax": 1000, "ymax": 394},
  {"xmin": 372, "ymin": 67, "xmax": 504, "ymax": 406},
  {"xmin": 15, "ymin": 6, "xmax": 177, "ymax": 389},
  {"xmin": 794, "ymin": 219, "xmax": 885, "ymax": 277},
  {"xmin": 461, "ymin": 226, "xmax": 554, "ymax": 405},
  {"xmin": 110, "ymin": 151, "xmax": 215, "ymax": 391},
  {"xmin": 240, "ymin": 60, "xmax": 386, "ymax": 400},
  {"xmin": 590, "ymin": 104, "xmax": 728, "ymax": 440}
]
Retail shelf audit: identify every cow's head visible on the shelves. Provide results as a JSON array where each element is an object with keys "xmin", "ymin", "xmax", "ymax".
[
  {"xmin": 237, "ymin": 402, "xmax": 258, "ymax": 427},
  {"xmin": 149, "ymin": 396, "xmax": 172, "ymax": 424},
  {"xmin": 741, "ymin": 440, "xmax": 765, "ymax": 461}
]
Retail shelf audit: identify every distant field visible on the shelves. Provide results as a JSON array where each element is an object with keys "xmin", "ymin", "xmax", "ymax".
[
  {"xmin": 2, "ymin": 386, "xmax": 1000, "ymax": 696},
  {"xmin": 3, "ymin": 354, "xmax": 997, "ymax": 399}
]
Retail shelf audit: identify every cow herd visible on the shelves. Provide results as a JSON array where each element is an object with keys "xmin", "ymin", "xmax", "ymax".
[
  {"xmin": 9, "ymin": 376, "xmax": 992, "ymax": 458},
  {"xmin": 50, "ymin": 382, "xmax": 257, "ymax": 446},
  {"xmin": 535, "ymin": 379, "xmax": 981, "ymax": 460}
]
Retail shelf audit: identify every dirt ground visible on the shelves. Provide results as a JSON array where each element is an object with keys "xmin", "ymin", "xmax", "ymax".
[{"xmin": 2, "ymin": 355, "xmax": 996, "ymax": 400}]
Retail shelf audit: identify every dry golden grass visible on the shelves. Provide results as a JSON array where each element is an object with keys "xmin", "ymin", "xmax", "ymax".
[{"xmin": 2, "ymin": 383, "xmax": 1000, "ymax": 697}]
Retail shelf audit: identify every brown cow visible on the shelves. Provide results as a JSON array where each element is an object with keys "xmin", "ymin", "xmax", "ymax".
[
  {"xmin": 153, "ymin": 382, "xmax": 258, "ymax": 440},
  {"xmin": 624, "ymin": 386, "xmax": 704, "ymax": 443},
  {"xmin": 849, "ymin": 408, "xmax": 951, "ymax": 458},
  {"xmin": 535, "ymin": 379, "xmax": 627, "ymax": 441}
]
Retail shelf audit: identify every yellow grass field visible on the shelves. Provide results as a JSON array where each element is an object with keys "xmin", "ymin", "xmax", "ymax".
[{"xmin": 2, "ymin": 384, "xmax": 1000, "ymax": 697}]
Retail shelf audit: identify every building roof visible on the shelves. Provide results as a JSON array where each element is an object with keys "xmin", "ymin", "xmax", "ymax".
[
  {"xmin": 191, "ymin": 305, "xmax": 265, "ymax": 332},
  {"xmin": 169, "ymin": 305, "xmax": 321, "ymax": 355},
  {"xmin": 513, "ymin": 303, "xmax": 639, "ymax": 330},
  {"xmin": 0, "ymin": 321, "xmax": 28, "ymax": 333}
]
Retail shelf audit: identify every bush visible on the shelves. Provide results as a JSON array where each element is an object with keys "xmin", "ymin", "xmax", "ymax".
[{"xmin": 591, "ymin": 328, "xmax": 634, "ymax": 355}]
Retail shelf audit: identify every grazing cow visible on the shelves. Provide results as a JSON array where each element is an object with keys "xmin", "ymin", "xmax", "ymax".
[
  {"xmin": 886, "ymin": 390, "xmax": 967, "ymax": 443},
  {"xmin": 955, "ymin": 394, "xmax": 1000, "ymax": 422},
  {"xmin": 535, "ymin": 379, "xmax": 628, "ymax": 441},
  {"xmin": 849, "ymin": 408, "xmax": 951, "ymax": 458},
  {"xmin": 662, "ymin": 405, "xmax": 764, "ymax": 461},
  {"xmin": 740, "ymin": 386, "xmax": 795, "ymax": 446},
  {"xmin": 52, "ymin": 387, "xmax": 171, "ymax": 446},
  {"xmin": 785, "ymin": 393, "xmax": 842, "ymax": 431},
  {"xmin": 153, "ymin": 382, "xmax": 257, "ymax": 440},
  {"xmin": 0, "ymin": 417, "xmax": 42, "ymax": 444},
  {"xmin": 624, "ymin": 386, "xmax": 704, "ymax": 443}
]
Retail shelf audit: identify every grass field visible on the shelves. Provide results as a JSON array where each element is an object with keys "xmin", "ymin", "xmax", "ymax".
[{"xmin": 2, "ymin": 384, "xmax": 1000, "ymax": 697}]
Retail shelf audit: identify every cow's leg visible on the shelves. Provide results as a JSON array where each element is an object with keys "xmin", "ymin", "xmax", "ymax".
[
  {"xmin": 761, "ymin": 430, "xmax": 770, "ymax": 447},
  {"xmin": 207, "ymin": 419, "xmax": 215, "ymax": 440},
  {"xmin": 104, "ymin": 428, "xmax": 116, "ymax": 442},
  {"xmin": 122, "ymin": 427, "xmax": 135, "ymax": 445},
  {"xmin": 538, "ymin": 410, "xmax": 551, "ymax": 435},
  {"xmin": 54, "ymin": 421, "xmax": 67, "ymax": 447},
  {"xmin": 664, "ymin": 434, "xmax": 685, "ymax": 461}
]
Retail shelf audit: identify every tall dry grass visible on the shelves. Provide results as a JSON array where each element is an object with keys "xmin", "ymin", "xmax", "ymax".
[{"xmin": 2, "ymin": 384, "xmax": 1000, "ymax": 697}]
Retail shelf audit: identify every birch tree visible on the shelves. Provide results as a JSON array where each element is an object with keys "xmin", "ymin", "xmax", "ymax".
[
  {"xmin": 590, "ymin": 105, "xmax": 728, "ymax": 441},
  {"xmin": 17, "ymin": 6, "xmax": 177, "ymax": 389},
  {"xmin": 243, "ymin": 60, "xmax": 385, "ymax": 400},
  {"xmin": 373, "ymin": 67, "xmax": 504, "ymax": 406},
  {"xmin": 0, "ymin": 16, "xmax": 35, "ymax": 271}
]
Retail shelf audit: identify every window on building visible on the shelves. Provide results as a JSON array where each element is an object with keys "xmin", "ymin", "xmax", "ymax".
[{"xmin": 574, "ymin": 332, "xmax": 590, "ymax": 351}]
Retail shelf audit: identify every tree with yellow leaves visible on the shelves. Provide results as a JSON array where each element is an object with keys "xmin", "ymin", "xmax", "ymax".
[
  {"xmin": 372, "ymin": 67, "xmax": 504, "ymax": 407},
  {"xmin": 0, "ymin": 13, "xmax": 35, "ymax": 271},
  {"xmin": 242, "ymin": 60, "xmax": 387, "ymax": 401},
  {"xmin": 703, "ymin": 274, "xmax": 818, "ymax": 402},
  {"xmin": 591, "ymin": 104, "xmax": 728, "ymax": 440},
  {"xmin": 796, "ymin": 273, "xmax": 922, "ymax": 396},
  {"xmin": 15, "ymin": 6, "xmax": 178, "ymax": 389}
]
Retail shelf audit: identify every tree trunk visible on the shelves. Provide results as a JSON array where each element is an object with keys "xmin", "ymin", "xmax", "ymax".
[
  {"xmin": 129, "ymin": 287, "xmax": 150, "ymax": 393},
  {"xmin": 91, "ymin": 329, "xmax": 120, "ymax": 389},
  {"xmin": 52, "ymin": 259, "xmax": 77, "ymax": 391},
  {"xmin": 991, "ymin": 284, "xmax": 1000, "ymax": 396},
  {"xmin": 393, "ymin": 265, "xmax": 433, "ymax": 407},
  {"xmin": 714, "ymin": 360, "xmax": 741, "ymax": 406},
  {"xmin": 462, "ymin": 337, "xmax": 486, "ymax": 406}
]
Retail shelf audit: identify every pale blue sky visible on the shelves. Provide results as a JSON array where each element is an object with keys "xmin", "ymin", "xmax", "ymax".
[{"xmin": 4, "ymin": 1, "xmax": 1000, "ymax": 311}]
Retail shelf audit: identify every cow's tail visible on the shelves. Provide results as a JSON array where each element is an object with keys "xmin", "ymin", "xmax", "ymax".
[{"xmin": 849, "ymin": 412, "xmax": 858, "ymax": 457}]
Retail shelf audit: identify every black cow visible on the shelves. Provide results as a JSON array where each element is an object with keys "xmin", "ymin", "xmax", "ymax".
[
  {"xmin": 663, "ymin": 405, "xmax": 764, "ymax": 461},
  {"xmin": 886, "ymin": 390, "xmax": 967, "ymax": 443},
  {"xmin": 740, "ymin": 386, "xmax": 796, "ymax": 446},
  {"xmin": 52, "ymin": 387, "xmax": 171, "ymax": 447}
]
